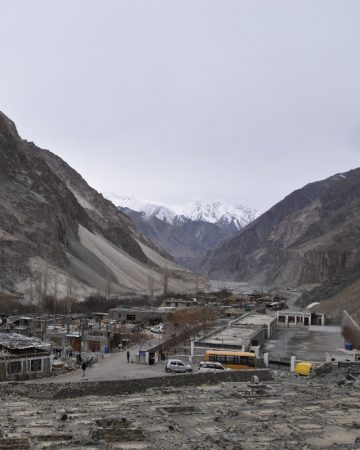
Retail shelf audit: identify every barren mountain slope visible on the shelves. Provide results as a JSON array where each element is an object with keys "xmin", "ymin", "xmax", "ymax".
[
  {"xmin": 204, "ymin": 169, "xmax": 360, "ymax": 292},
  {"xmin": 0, "ymin": 111, "xmax": 196, "ymax": 299}
]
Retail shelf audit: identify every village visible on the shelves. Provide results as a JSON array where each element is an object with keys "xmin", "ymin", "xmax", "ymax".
[
  {"xmin": 0, "ymin": 287, "xmax": 357, "ymax": 384},
  {"xmin": 0, "ymin": 289, "xmax": 360, "ymax": 448}
]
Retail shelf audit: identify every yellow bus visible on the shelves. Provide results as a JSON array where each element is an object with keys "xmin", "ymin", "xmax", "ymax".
[{"xmin": 204, "ymin": 350, "xmax": 257, "ymax": 370}]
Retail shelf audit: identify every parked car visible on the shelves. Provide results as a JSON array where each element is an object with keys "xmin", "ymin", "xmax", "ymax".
[
  {"xmin": 165, "ymin": 359, "xmax": 192, "ymax": 373},
  {"xmin": 151, "ymin": 324, "xmax": 165, "ymax": 334},
  {"xmin": 199, "ymin": 361, "xmax": 230, "ymax": 373}
]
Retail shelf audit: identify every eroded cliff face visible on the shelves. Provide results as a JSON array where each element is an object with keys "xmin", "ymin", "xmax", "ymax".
[
  {"xmin": 204, "ymin": 169, "xmax": 360, "ymax": 290},
  {"xmin": 0, "ymin": 112, "xmax": 90, "ymax": 292},
  {"xmin": 0, "ymin": 112, "xmax": 196, "ymax": 298},
  {"xmin": 32, "ymin": 147, "xmax": 149, "ymax": 265}
]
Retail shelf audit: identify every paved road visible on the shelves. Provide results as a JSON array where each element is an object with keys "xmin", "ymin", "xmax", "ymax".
[{"xmin": 38, "ymin": 347, "xmax": 169, "ymax": 383}]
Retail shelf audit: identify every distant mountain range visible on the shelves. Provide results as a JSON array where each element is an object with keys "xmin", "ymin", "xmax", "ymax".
[
  {"xmin": 106, "ymin": 195, "xmax": 258, "ymax": 271},
  {"xmin": 0, "ymin": 111, "xmax": 199, "ymax": 299},
  {"xmin": 4, "ymin": 109, "xmax": 359, "ymax": 316}
]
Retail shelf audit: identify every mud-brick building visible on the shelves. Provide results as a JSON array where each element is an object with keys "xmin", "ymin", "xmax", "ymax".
[{"xmin": 0, "ymin": 333, "xmax": 51, "ymax": 381}]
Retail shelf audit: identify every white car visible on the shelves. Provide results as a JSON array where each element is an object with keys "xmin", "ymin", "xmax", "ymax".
[
  {"xmin": 150, "ymin": 324, "xmax": 165, "ymax": 334},
  {"xmin": 199, "ymin": 361, "xmax": 230, "ymax": 373},
  {"xmin": 165, "ymin": 359, "xmax": 193, "ymax": 373}
]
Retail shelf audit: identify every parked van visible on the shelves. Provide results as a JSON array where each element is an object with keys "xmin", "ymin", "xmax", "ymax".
[
  {"xmin": 295, "ymin": 362, "xmax": 313, "ymax": 376},
  {"xmin": 199, "ymin": 361, "xmax": 230, "ymax": 373}
]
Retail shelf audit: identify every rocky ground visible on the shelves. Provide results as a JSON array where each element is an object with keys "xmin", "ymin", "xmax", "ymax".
[{"xmin": 0, "ymin": 367, "xmax": 360, "ymax": 449}]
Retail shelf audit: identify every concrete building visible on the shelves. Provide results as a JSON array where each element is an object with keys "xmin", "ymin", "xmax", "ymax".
[
  {"xmin": 194, "ymin": 325, "xmax": 262, "ymax": 352},
  {"xmin": 223, "ymin": 307, "xmax": 244, "ymax": 319},
  {"xmin": 193, "ymin": 313, "xmax": 277, "ymax": 356},
  {"xmin": 231, "ymin": 313, "xmax": 277, "ymax": 338},
  {"xmin": 108, "ymin": 307, "xmax": 168, "ymax": 324},
  {"xmin": 161, "ymin": 298, "xmax": 195, "ymax": 308},
  {"xmin": 277, "ymin": 311, "xmax": 325, "ymax": 326},
  {"xmin": 326, "ymin": 348, "xmax": 360, "ymax": 363},
  {"xmin": 0, "ymin": 333, "xmax": 51, "ymax": 381},
  {"xmin": 46, "ymin": 329, "xmax": 110, "ymax": 354}
]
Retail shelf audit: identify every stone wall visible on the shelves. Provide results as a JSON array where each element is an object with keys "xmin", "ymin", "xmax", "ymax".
[{"xmin": 0, "ymin": 369, "xmax": 272, "ymax": 399}]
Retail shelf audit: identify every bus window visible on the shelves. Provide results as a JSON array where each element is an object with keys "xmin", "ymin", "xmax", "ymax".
[{"xmin": 204, "ymin": 350, "xmax": 256, "ymax": 370}]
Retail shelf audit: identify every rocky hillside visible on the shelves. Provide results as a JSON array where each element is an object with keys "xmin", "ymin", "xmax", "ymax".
[
  {"xmin": 110, "ymin": 196, "xmax": 257, "ymax": 271},
  {"xmin": 0, "ymin": 111, "xmax": 198, "ymax": 300},
  {"xmin": 204, "ymin": 168, "xmax": 360, "ymax": 298}
]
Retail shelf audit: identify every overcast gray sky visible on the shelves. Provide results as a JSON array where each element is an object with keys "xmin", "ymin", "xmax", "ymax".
[{"xmin": 1, "ymin": 0, "xmax": 360, "ymax": 212}]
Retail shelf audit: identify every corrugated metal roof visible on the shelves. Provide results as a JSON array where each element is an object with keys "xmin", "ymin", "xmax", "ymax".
[{"xmin": 0, "ymin": 333, "xmax": 51, "ymax": 351}]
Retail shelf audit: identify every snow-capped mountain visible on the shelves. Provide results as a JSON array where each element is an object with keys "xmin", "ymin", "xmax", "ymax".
[
  {"xmin": 103, "ymin": 194, "xmax": 258, "ymax": 271},
  {"xmin": 107, "ymin": 195, "xmax": 177, "ymax": 224},
  {"xmin": 171, "ymin": 200, "xmax": 257, "ymax": 229},
  {"xmin": 105, "ymin": 195, "xmax": 257, "ymax": 230}
]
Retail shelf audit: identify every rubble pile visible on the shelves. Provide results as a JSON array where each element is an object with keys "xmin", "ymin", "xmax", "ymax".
[{"xmin": 0, "ymin": 372, "xmax": 360, "ymax": 448}]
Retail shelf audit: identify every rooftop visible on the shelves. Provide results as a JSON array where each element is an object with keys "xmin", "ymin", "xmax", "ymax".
[
  {"xmin": 0, "ymin": 333, "xmax": 51, "ymax": 352},
  {"xmin": 196, "ymin": 324, "xmax": 260, "ymax": 347},
  {"xmin": 232, "ymin": 313, "xmax": 276, "ymax": 326}
]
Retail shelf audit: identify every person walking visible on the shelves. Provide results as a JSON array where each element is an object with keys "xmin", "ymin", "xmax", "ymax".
[
  {"xmin": 127, "ymin": 350, "xmax": 130, "ymax": 363},
  {"xmin": 81, "ymin": 360, "xmax": 87, "ymax": 377}
]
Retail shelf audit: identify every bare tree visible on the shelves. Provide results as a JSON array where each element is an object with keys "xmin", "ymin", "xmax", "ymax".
[
  {"xmin": 66, "ymin": 276, "xmax": 73, "ymax": 314},
  {"xmin": 147, "ymin": 270, "xmax": 155, "ymax": 299},
  {"xmin": 105, "ymin": 269, "xmax": 112, "ymax": 300},
  {"xmin": 163, "ymin": 265, "xmax": 169, "ymax": 296},
  {"xmin": 43, "ymin": 264, "xmax": 49, "ymax": 298},
  {"xmin": 35, "ymin": 271, "xmax": 42, "ymax": 302},
  {"xmin": 29, "ymin": 276, "xmax": 34, "ymax": 304},
  {"xmin": 53, "ymin": 273, "xmax": 58, "ymax": 323},
  {"xmin": 168, "ymin": 309, "xmax": 198, "ymax": 335},
  {"xmin": 195, "ymin": 273, "xmax": 199, "ymax": 294}
]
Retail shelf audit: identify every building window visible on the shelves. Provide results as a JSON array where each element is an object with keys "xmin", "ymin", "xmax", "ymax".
[
  {"xmin": 7, "ymin": 360, "xmax": 22, "ymax": 375},
  {"xmin": 30, "ymin": 359, "xmax": 42, "ymax": 372},
  {"xmin": 127, "ymin": 314, "xmax": 136, "ymax": 321}
]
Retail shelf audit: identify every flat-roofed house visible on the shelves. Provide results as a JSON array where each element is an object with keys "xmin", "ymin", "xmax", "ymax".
[{"xmin": 0, "ymin": 333, "xmax": 51, "ymax": 381}]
